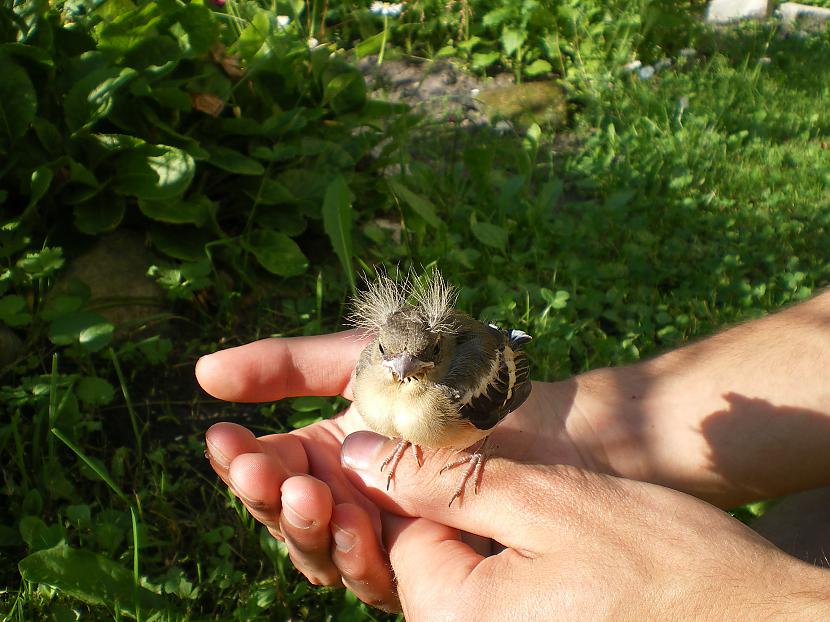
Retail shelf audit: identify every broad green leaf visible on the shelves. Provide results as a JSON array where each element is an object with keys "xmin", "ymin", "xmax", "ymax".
[
  {"xmin": 64, "ymin": 158, "xmax": 99, "ymax": 188},
  {"xmin": 65, "ymin": 504, "xmax": 91, "ymax": 526},
  {"xmin": 236, "ymin": 12, "xmax": 271, "ymax": 63},
  {"xmin": 147, "ymin": 260, "xmax": 211, "ymax": 299},
  {"xmin": 149, "ymin": 227, "xmax": 211, "ymax": 262},
  {"xmin": 79, "ymin": 324, "xmax": 115, "ymax": 352},
  {"xmin": 321, "ymin": 62, "xmax": 366, "ymax": 114},
  {"xmin": 501, "ymin": 28, "xmax": 526, "ymax": 57},
  {"xmin": 0, "ymin": 295, "xmax": 31, "ymax": 327},
  {"xmin": 256, "ymin": 205, "xmax": 306, "ymax": 236},
  {"xmin": 287, "ymin": 411, "xmax": 323, "ymax": 428},
  {"xmin": 48, "ymin": 311, "xmax": 113, "ymax": 352},
  {"xmin": 355, "ymin": 31, "xmax": 384, "ymax": 58},
  {"xmin": 114, "ymin": 145, "xmax": 195, "ymax": 200},
  {"xmin": 482, "ymin": 6, "xmax": 513, "ymax": 27},
  {"xmin": 0, "ymin": 53, "xmax": 37, "ymax": 144},
  {"xmin": 159, "ymin": 566, "xmax": 198, "ymax": 600},
  {"xmin": 135, "ymin": 335, "xmax": 172, "ymax": 364},
  {"xmin": 291, "ymin": 396, "xmax": 331, "ymax": 412},
  {"xmin": 32, "ymin": 118, "xmax": 63, "ymax": 154},
  {"xmin": 0, "ymin": 43, "xmax": 55, "ymax": 67},
  {"xmin": 244, "ymin": 229, "xmax": 308, "ymax": 277},
  {"xmin": 41, "ymin": 295, "xmax": 85, "ymax": 321},
  {"xmin": 470, "ymin": 220, "xmax": 508, "ymax": 250},
  {"xmin": 17, "ymin": 248, "xmax": 64, "ymax": 279},
  {"xmin": 206, "ymin": 145, "xmax": 265, "ymax": 175},
  {"xmin": 388, "ymin": 179, "xmax": 442, "ymax": 228},
  {"xmin": 74, "ymin": 198, "xmax": 126, "ymax": 235},
  {"xmin": 176, "ymin": 4, "xmax": 219, "ymax": 57},
  {"xmin": 472, "ymin": 51, "xmax": 500, "ymax": 71},
  {"xmin": 76, "ymin": 376, "xmax": 115, "ymax": 408},
  {"xmin": 541, "ymin": 288, "xmax": 570, "ymax": 309},
  {"xmin": 96, "ymin": 1, "xmax": 166, "ymax": 58},
  {"xmin": 322, "ymin": 176, "xmax": 355, "ymax": 292},
  {"xmin": 244, "ymin": 178, "xmax": 297, "ymax": 206},
  {"xmin": 90, "ymin": 133, "xmax": 147, "ymax": 153},
  {"xmin": 524, "ymin": 58, "xmax": 553, "ymax": 76},
  {"xmin": 139, "ymin": 195, "xmax": 212, "ymax": 225},
  {"xmin": 19, "ymin": 545, "xmax": 173, "ymax": 616},
  {"xmin": 29, "ymin": 167, "xmax": 53, "ymax": 208},
  {"xmin": 0, "ymin": 220, "xmax": 28, "ymax": 260},
  {"xmin": 122, "ymin": 36, "xmax": 181, "ymax": 70},
  {"xmin": 64, "ymin": 66, "xmax": 136, "ymax": 132},
  {"xmin": 19, "ymin": 517, "xmax": 65, "ymax": 552}
]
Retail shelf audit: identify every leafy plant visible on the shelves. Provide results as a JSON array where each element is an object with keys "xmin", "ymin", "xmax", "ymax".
[{"xmin": 1, "ymin": 0, "xmax": 403, "ymax": 301}]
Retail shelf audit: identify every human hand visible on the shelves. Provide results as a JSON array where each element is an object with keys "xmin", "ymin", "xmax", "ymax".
[
  {"xmin": 197, "ymin": 331, "xmax": 603, "ymax": 609},
  {"xmin": 198, "ymin": 331, "xmax": 402, "ymax": 609},
  {"xmin": 340, "ymin": 431, "xmax": 830, "ymax": 620}
]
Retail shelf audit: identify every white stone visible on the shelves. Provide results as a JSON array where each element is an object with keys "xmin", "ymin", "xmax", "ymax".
[
  {"xmin": 777, "ymin": 2, "xmax": 830, "ymax": 29},
  {"xmin": 706, "ymin": 0, "xmax": 769, "ymax": 23}
]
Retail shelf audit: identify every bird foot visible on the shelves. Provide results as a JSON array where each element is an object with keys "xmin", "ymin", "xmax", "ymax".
[
  {"xmin": 440, "ymin": 439, "xmax": 489, "ymax": 507},
  {"xmin": 380, "ymin": 439, "xmax": 422, "ymax": 490}
]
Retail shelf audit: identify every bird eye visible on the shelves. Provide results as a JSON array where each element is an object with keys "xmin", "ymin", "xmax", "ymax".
[{"xmin": 378, "ymin": 342, "xmax": 385, "ymax": 355}]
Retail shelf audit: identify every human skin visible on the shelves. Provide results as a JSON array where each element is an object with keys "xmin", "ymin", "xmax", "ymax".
[
  {"xmin": 197, "ymin": 291, "xmax": 830, "ymax": 613},
  {"xmin": 342, "ymin": 430, "xmax": 830, "ymax": 620}
]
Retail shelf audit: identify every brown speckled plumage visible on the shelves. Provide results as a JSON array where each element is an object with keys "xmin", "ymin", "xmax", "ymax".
[{"xmin": 350, "ymin": 269, "xmax": 532, "ymax": 504}]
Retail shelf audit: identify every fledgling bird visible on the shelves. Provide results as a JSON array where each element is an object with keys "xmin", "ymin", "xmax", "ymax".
[{"xmin": 350, "ymin": 270, "xmax": 532, "ymax": 506}]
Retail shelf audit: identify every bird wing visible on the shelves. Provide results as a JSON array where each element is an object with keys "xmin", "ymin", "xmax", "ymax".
[{"xmin": 443, "ymin": 320, "xmax": 532, "ymax": 431}]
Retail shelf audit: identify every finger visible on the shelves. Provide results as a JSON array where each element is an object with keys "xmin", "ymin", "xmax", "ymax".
[
  {"xmin": 342, "ymin": 431, "xmax": 572, "ymax": 551},
  {"xmin": 383, "ymin": 514, "xmax": 483, "ymax": 618},
  {"xmin": 280, "ymin": 475, "xmax": 341, "ymax": 586},
  {"xmin": 226, "ymin": 452, "xmax": 290, "ymax": 529},
  {"xmin": 196, "ymin": 330, "xmax": 371, "ymax": 403},
  {"xmin": 206, "ymin": 422, "xmax": 309, "ymax": 482},
  {"xmin": 330, "ymin": 504, "xmax": 400, "ymax": 612}
]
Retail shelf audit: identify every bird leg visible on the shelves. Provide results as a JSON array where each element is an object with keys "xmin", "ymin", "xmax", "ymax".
[
  {"xmin": 440, "ymin": 437, "xmax": 491, "ymax": 507},
  {"xmin": 380, "ymin": 439, "xmax": 423, "ymax": 490}
]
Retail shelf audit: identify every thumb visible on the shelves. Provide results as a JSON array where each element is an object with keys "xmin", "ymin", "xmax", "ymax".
[
  {"xmin": 341, "ymin": 431, "xmax": 559, "ymax": 552},
  {"xmin": 383, "ymin": 513, "xmax": 484, "ymax": 619}
]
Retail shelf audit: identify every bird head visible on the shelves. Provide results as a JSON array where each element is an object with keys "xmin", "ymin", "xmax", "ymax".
[{"xmin": 376, "ymin": 308, "xmax": 452, "ymax": 383}]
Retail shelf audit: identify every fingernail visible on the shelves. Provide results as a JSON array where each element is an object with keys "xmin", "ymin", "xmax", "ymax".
[
  {"xmin": 341, "ymin": 431, "xmax": 389, "ymax": 473},
  {"xmin": 205, "ymin": 439, "xmax": 230, "ymax": 469},
  {"xmin": 282, "ymin": 502, "xmax": 314, "ymax": 530},
  {"xmin": 331, "ymin": 524, "xmax": 356, "ymax": 553}
]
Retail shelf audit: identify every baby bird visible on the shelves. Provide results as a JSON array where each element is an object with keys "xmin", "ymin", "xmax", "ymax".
[{"xmin": 350, "ymin": 270, "xmax": 532, "ymax": 506}]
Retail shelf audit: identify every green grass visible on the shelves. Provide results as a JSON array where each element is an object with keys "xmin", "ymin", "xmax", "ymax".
[{"xmin": 2, "ymin": 1, "xmax": 830, "ymax": 620}]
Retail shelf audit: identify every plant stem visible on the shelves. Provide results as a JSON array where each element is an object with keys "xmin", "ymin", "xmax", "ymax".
[{"xmin": 378, "ymin": 14, "xmax": 388, "ymax": 66}]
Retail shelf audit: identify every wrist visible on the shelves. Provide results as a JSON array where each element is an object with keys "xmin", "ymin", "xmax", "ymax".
[
  {"xmin": 559, "ymin": 363, "xmax": 766, "ymax": 506},
  {"xmin": 557, "ymin": 365, "xmax": 658, "ymax": 481}
]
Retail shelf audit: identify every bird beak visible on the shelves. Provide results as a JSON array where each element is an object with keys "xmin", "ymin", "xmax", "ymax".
[{"xmin": 382, "ymin": 352, "xmax": 434, "ymax": 381}]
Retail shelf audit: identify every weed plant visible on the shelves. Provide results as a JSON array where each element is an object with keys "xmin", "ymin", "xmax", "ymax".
[{"xmin": 1, "ymin": 0, "xmax": 829, "ymax": 619}]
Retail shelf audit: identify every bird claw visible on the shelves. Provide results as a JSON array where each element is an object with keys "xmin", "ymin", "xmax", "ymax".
[
  {"xmin": 443, "ymin": 453, "xmax": 484, "ymax": 507},
  {"xmin": 441, "ymin": 439, "xmax": 489, "ymax": 507},
  {"xmin": 380, "ymin": 439, "xmax": 421, "ymax": 490}
]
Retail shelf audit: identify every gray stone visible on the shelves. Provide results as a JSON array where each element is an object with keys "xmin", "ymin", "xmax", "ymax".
[
  {"xmin": 0, "ymin": 327, "xmax": 23, "ymax": 368},
  {"xmin": 777, "ymin": 2, "xmax": 830, "ymax": 30},
  {"xmin": 706, "ymin": 0, "xmax": 769, "ymax": 23},
  {"xmin": 54, "ymin": 230, "xmax": 165, "ymax": 328},
  {"xmin": 474, "ymin": 82, "xmax": 567, "ymax": 130}
]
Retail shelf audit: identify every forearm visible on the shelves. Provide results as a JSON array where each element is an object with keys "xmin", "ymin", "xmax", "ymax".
[{"xmin": 570, "ymin": 290, "xmax": 830, "ymax": 506}]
